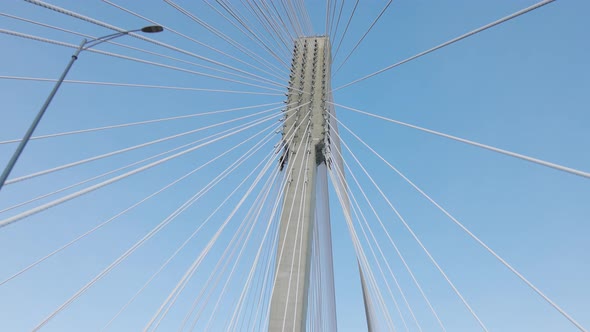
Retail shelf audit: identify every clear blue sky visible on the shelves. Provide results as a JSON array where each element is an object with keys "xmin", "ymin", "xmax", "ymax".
[{"xmin": 0, "ymin": 1, "xmax": 589, "ymax": 331}]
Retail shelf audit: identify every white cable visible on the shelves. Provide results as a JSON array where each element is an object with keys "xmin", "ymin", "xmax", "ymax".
[
  {"xmin": 326, "ymin": 120, "xmax": 448, "ymax": 330},
  {"xmin": 142, "ymin": 137, "xmax": 280, "ymax": 331},
  {"xmin": 247, "ymin": 212, "xmax": 281, "ymax": 332},
  {"xmin": 329, "ymin": 0, "xmax": 345, "ymax": 46},
  {"xmin": 0, "ymin": 75, "xmax": 281, "ymax": 96},
  {"xmin": 151, "ymin": 151, "xmax": 281, "ymax": 331},
  {"xmin": 206, "ymin": 0, "xmax": 292, "ymax": 62},
  {"xmin": 169, "ymin": 109, "xmax": 300, "ymax": 331},
  {"xmin": 0, "ymin": 111, "xmax": 278, "ymax": 214},
  {"xmin": 261, "ymin": 0, "xmax": 296, "ymax": 42},
  {"xmin": 200, "ymin": 109, "xmax": 300, "ymax": 330},
  {"xmin": 24, "ymin": 0, "xmax": 289, "ymax": 89},
  {"xmin": 0, "ymin": 29, "xmax": 286, "ymax": 93},
  {"xmin": 181, "ymin": 172, "xmax": 274, "ymax": 331},
  {"xmin": 333, "ymin": 159, "xmax": 411, "ymax": 332},
  {"xmin": 264, "ymin": 118, "xmax": 311, "ymax": 331},
  {"xmin": 228, "ymin": 112, "xmax": 312, "ymax": 330},
  {"xmin": 334, "ymin": 0, "xmax": 393, "ymax": 75},
  {"xmin": 327, "ymin": 166, "xmax": 396, "ymax": 331},
  {"xmin": 223, "ymin": 157, "xmax": 289, "ymax": 332},
  {"xmin": 334, "ymin": 0, "xmax": 556, "ymax": 91},
  {"xmin": 262, "ymin": 110, "xmax": 314, "ymax": 329},
  {"xmin": 324, "ymin": 0, "xmax": 330, "ymax": 36},
  {"xmin": 100, "ymin": 124, "xmax": 279, "ymax": 331},
  {"xmin": 280, "ymin": 124, "xmax": 313, "ymax": 332},
  {"xmin": 101, "ymin": 0, "xmax": 288, "ymax": 83},
  {"xmin": 257, "ymin": 0, "xmax": 295, "ymax": 45},
  {"xmin": 156, "ymin": 129, "xmax": 281, "ymax": 332},
  {"xmin": 330, "ymin": 123, "xmax": 489, "ymax": 331},
  {"xmin": 194, "ymin": 174, "xmax": 282, "ymax": 331},
  {"xmin": 211, "ymin": 0, "xmax": 293, "ymax": 61},
  {"xmin": 283, "ymin": 0, "xmax": 305, "ymax": 37},
  {"xmin": 333, "ymin": 0, "xmax": 359, "ymax": 59},
  {"xmin": 0, "ymin": 11, "xmax": 286, "ymax": 89},
  {"xmin": 327, "ymin": 140, "xmax": 424, "ymax": 331},
  {"xmin": 199, "ymin": 168, "xmax": 282, "ymax": 331},
  {"xmin": 0, "ymin": 102, "xmax": 283, "ymax": 145},
  {"xmin": 3, "ymin": 124, "xmax": 276, "ymax": 292},
  {"xmin": 162, "ymin": 0, "xmax": 290, "ymax": 71},
  {"xmin": 5, "ymin": 106, "xmax": 287, "ymax": 185},
  {"xmin": 32, "ymin": 119, "xmax": 280, "ymax": 332},
  {"xmin": 3, "ymin": 124, "xmax": 275, "ymax": 290},
  {"xmin": 238, "ymin": 0, "xmax": 293, "ymax": 57},
  {"xmin": 328, "ymin": 0, "xmax": 338, "ymax": 37},
  {"xmin": 334, "ymin": 111, "xmax": 589, "ymax": 332},
  {"xmin": 286, "ymin": 128, "xmax": 313, "ymax": 331},
  {"xmin": 328, "ymin": 146, "xmax": 398, "ymax": 331},
  {"xmin": 332, "ymin": 102, "xmax": 590, "ymax": 179},
  {"xmin": 0, "ymin": 112, "xmax": 281, "ymax": 229}
]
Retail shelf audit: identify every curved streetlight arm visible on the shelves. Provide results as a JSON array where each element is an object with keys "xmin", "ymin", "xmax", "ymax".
[{"xmin": 82, "ymin": 28, "xmax": 142, "ymax": 50}]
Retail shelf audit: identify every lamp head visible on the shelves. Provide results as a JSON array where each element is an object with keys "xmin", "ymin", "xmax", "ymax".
[{"xmin": 141, "ymin": 26, "xmax": 164, "ymax": 33}]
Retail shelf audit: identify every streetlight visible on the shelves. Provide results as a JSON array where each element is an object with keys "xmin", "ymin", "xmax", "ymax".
[{"xmin": 0, "ymin": 26, "xmax": 164, "ymax": 191}]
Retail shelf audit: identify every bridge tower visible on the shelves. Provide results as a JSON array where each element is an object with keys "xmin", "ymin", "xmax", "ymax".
[{"xmin": 268, "ymin": 36, "xmax": 339, "ymax": 331}]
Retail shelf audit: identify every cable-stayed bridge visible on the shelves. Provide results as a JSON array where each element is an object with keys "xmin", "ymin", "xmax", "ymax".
[{"xmin": 0, "ymin": 1, "xmax": 589, "ymax": 331}]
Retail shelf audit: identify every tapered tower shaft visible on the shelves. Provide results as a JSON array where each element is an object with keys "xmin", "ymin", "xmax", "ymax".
[{"xmin": 269, "ymin": 36, "xmax": 335, "ymax": 332}]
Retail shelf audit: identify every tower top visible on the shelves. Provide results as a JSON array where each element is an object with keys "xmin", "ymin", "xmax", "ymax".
[{"xmin": 281, "ymin": 37, "xmax": 332, "ymax": 168}]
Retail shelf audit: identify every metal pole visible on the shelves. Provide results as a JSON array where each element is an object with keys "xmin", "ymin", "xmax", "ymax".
[
  {"xmin": 0, "ymin": 26, "xmax": 162, "ymax": 192},
  {"xmin": 0, "ymin": 39, "xmax": 86, "ymax": 191}
]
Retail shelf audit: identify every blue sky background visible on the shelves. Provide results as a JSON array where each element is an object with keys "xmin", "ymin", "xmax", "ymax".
[{"xmin": 0, "ymin": 1, "xmax": 589, "ymax": 331}]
